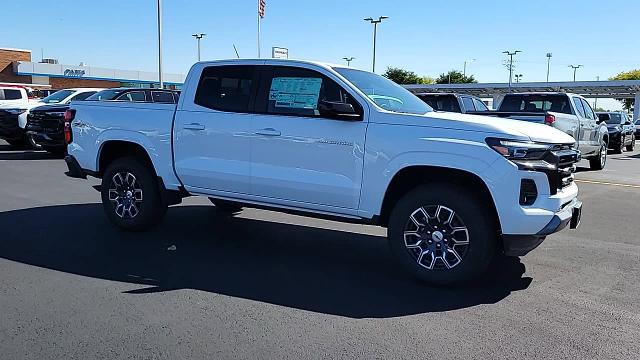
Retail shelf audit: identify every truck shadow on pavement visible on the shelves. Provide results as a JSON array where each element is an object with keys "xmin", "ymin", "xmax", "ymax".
[
  {"xmin": 0, "ymin": 146, "xmax": 61, "ymax": 160},
  {"xmin": 0, "ymin": 204, "xmax": 531, "ymax": 318}
]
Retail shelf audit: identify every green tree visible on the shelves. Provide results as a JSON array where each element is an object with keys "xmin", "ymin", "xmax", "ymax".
[
  {"xmin": 435, "ymin": 70, "xmax": 477, "ymax": 84},
  {"xmin": 382, "ymin": 67, "xmax": 432, "ymax": 85},
  {"xmin": 609, "ymin": 69, "xmax": 640, "ymax": 111}
]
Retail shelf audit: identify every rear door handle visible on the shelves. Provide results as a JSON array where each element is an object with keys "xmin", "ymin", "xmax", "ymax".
[
  {"xmin": 254, "ymin": 128, "xmax": 281, "ymax": 136},
  {"xmin": 183, "ymin": 123, "xmax": 205, "ymax": 130}
]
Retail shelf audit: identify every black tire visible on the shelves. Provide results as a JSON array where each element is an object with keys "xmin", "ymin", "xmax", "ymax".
[
  {"xmin": 388, "ymin": 184, "xmax": 497, "ymax": 286},
  {"xmin": 25, "ymin": 133, "xmax": 42, "ymax": 150},
  {"xmin": 626, "ymin": 135, "xmax": 635, "ymax": 151},
  {"xmin": 589, "ymin": 142, "xmax": 607, "ymax": 170},
  {"xmin": 101, "ymin": 157, "xmax": 167, "ymax": 231},
  {"xmin": 208, "ymin": 198, "xmax": 243, "ymax": 214},
  {"xmin": 612, "ymin": 137, "xmax": 624, "ymax": 154}
]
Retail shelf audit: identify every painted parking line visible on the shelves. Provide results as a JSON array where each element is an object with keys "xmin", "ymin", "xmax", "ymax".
[{"xmin": 575, "ymin": 179, "xmax": 640, "ymax": 189}]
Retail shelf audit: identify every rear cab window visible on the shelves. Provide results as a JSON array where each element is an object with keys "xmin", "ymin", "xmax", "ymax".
[
  {"xmin": 500, "ymin": 94, "xmax": 573, "ymax": 114},
  {"xmin": 151, "ymin": 91, "xmax": 176, "ymax": 103},
  {"xmin": 116, "ymin": 91, "xmax": 147, "ymax": 102},
  {"xmin": 0, "ymin": 89, "xmax": 24, "ymax": 100},
  {"xmin": 194, "ymin": 65, "xmax": 257, "ymax": 113},
  {"xmin": 417, "ymin": 95, "xmax": 461, "ymax": 112}
]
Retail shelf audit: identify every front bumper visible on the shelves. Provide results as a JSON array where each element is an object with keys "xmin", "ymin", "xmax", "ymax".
[
  {"xmin": 0, "ymin": 112, "xmax": 24, "ymax": 141},
  {"xmin": 503, "ymin": 199, "xmax": 582, "ymax": 256}
]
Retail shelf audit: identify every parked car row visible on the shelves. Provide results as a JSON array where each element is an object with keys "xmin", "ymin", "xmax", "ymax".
[
  {"xmin": 414, "ymin": 91, "xmax": 639, "ymax": 171},
  {"xmin": 0, "ymin": 87, "xmax": 179, "ymax": 154}
]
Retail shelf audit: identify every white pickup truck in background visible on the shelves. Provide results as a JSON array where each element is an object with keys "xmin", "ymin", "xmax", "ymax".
[
  {"xmin": 64, "ymin": 59, "xmax": 583, "ymax": 285},
  {"xmin": 486, "ymin": 93, "xmax": 609, "ymax": 170}
]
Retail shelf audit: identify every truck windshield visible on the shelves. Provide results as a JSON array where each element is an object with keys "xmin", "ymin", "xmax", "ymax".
[
  {"xmin": 417, "ymin": 95, "xmax": 461, "ymax": 112},
  {"xmin": 597, "ymin": 113, "xmax": 621, "ymax": 124},
  {"xmin": 41, "ymin": 90, "xmax": 74, "ymax": 104},
  {"xmin": 500, "ymin": 94, "xmax": 572, "ymax": 114},
  {"xmin": 333, "ymin": 67, "xmax": 432, "ymax": 115}
]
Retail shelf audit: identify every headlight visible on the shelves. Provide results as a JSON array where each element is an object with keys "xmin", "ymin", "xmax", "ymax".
[
  {"xmin": 486, "ymin": 138, "xmax": 551, "ymax": 160},
  {"xmin": 5, "ymin": 109, "xmax": 27, "ymax": 115}
]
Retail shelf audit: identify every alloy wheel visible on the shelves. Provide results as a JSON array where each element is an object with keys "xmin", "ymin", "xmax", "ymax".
[
  {"xmin": 403, "ymin": 205, "xmax": 470, "ymax": 270},
  {"xmin": 600, "ymin": 144, "xmax": 607, "ymax": 166},
  {"xmin": 108, "ymin": 172, "xmax": 143, "ymax": 219}
]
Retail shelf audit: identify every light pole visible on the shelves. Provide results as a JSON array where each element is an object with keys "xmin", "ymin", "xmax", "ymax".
[
  {"xmin": 545, "ymin": 53, "xmax": 553, "ymax": 82},
  {"xmin": 342, "ymin": 57, "xmax": 355, "ymax": 66},
  {"xmin": 569, "ymin": 64, "xmax": 583, "ymax": 82},
  {"xmin": 157, "ymin": 0, "xmax": 163, "ymax": 89},
  {"xmin": 503, "ymin": 50, "xmax": 522, "ymax": 91},
  {"xmin": 364, "ymin": 16, "xmax": 388, "ymax": 73},
  {"xmin": 192, "ymin": 33, "xmax": 206, "ymax": 61},
  {"xmin": 515, "ymin": 74, "xmax": 523, "ymax": 83},
  {"xmin": 463, "ymin": 58, "xmax": 476, "ymax": 77},
  {"xmin": 594, "ymin": 76, "xmax": 600, "ymax": 109}
]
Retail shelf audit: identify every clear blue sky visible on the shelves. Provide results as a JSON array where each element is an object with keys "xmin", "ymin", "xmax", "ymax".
[{"xmin": 2, "ymin": 0, "xmax": 638, "ymax": 108}]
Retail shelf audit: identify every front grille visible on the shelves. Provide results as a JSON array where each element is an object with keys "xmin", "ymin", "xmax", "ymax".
[
  {"xmin": 543, "ymin": 148, "xmax": 579, "ymax": 195},
  {"xmin": 0, "ymin": 110, "xmax": 20, "ymax": 133},
  {"xmin": 27, "ymin": 112, "xmax": 63, "ymax": 132}
]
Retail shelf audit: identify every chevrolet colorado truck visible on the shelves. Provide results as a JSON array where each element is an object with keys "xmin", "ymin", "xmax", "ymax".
[
  {"xmin": 486, "ymin": 93, "xmax": 609, "ymax": 170},
  {"xmin": 64, "ymin": 59, "xmax": 582, "ymax": 285}
]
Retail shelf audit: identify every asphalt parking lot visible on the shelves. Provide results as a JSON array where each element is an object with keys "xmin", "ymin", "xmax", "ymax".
[{"xmin": 1, "ymin": 140, "xmax": 639, "ymax": 360}]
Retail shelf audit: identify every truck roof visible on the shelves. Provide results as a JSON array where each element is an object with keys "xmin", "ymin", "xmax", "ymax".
[{"xmin": 194, "ymin": 58, "xmax": 346, "ymax": 71}]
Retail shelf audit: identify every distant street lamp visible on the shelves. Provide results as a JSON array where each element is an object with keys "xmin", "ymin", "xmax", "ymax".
[
  {"xmin": 342, "ymin": 57, "xmax": 355, "ymax": 66},
  {"xmin": 463, "ymin": 58, "xmax": 476, "ymax": 77},
  {"xmin": 503, "ymin": 50, "xmax": 522, "ymax": 90},
  {"xmin": 515, "ymin": 74, "xmax": 523, "ymax": 83},
  {"xmin": 546, "ymin": 53, "xmax": 552, "ymax": 82},
  {"xmin": 569, "ymin": 64, "xmax": 583, "ymax": 82},
  {"xmin": 364, "ymin": 16, "xmax": 388, "ymax": 73},
  {"xmin": 192, "ymin": 33, "xmax": 206, "ymax": 61}
]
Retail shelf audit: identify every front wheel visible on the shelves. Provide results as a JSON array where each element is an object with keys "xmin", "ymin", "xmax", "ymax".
[
  {"xmin": 589, "ymin": 142, "xmax": 607, "ymax": 170},
  {"xmin": 626, "ymin": 135, "xmax": 635, "ymax": 151},
  {"xmin": 612, "ymin": 136, "xmax": 624, "ymax": 154},
  {"xmin": 26, "ymin": 133, "xmax": 42, "ymax": 150},
  {"xmin": 388, "ymin": 184, "xmax": 497, "ymax": 286},
  {"xmin": 101, "ymin": 157, "xmax": 167, "ymax": 231}
]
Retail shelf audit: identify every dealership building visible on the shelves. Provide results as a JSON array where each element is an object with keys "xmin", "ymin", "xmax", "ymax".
[{"xmin": 0, "ymin": 47, "xmax": 185, "ymax": 90}]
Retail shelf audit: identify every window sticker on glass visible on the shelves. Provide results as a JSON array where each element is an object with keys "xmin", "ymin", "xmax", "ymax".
[{"xmin": 269, "ymin": 77, "xmax": 322, "ymax": 109}]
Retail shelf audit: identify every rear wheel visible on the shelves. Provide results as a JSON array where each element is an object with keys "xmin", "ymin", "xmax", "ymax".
[
  {"xmin": 589, "ymin": 142, "xmax": 607, "ymax": 170},
  {"xmin": 626, "ymin": 135, "xmax": 635, "ymax": 151},
  {"xmin": 613, "ymin": 136, "xmax": 624, "ymax": 154},
  {"xmin": 101, "ymin": 157, "xmax": 167, "ymax": 231},
  {"xmin": 387, "ymin": 184, "xmax": 497, "ymax": 286},
  {"xmin": 208, "ymin": 198, "xmax": 243, "ymax": 214}
]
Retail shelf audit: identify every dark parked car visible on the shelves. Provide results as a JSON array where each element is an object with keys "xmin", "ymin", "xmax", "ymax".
[
  {"xmin": 26, "ymin": 88, "xmax": 179, "ymax": 154},
  {"xmin": 596, "ymin": 112, "xmax": 635, "ymax": 153},
  {"xmin": 416, "ymin": 93, "xmax": 490, "ymax": 113}
]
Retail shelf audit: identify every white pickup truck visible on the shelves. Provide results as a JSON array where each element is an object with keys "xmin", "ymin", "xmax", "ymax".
[{"xmin": 64, "ymin": 59, "xmax": 582, "ymax": 285}]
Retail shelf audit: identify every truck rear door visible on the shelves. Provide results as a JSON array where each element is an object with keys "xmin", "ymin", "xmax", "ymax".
[{"xmin": 173, "ymin": 65, "xmax": 257, "ymax": 195}]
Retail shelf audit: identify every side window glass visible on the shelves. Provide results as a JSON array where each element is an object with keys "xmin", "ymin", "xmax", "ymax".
[
  {"xmin": 572, "ymin": 98, "xmax": 586, "ymax": 118},
  {"xmin": 117, "ymin": 91, "xmax": 146, "ymax": 102},
  {"xmin": 460, "ymin": 97, "xmax": 475, "ymax": 111},
  {"xmin": 194, "ymin": 65, "xmax": 255, "ymax": 112},
  {"xmin": 152, "ymin": 91, "xmax": 175, "ymax": 103},
  {"xmin": 265, "ymin": 66, "xmax": 362, "ymax": 118},
  {"xmin": 71, "ymin": 92, "xmax": 96, "ymax": 101},
  {"xmin": 580, "ymin": 99, "xmax": 596, "ymax": 120},
  {"xmin": 472, "ymin": 98, "xmax": 489, "ymax": 111}
]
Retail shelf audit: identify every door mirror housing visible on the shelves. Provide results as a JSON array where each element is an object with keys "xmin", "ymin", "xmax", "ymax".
[{"xmin": 318, "ymin": 100, "xmax": 361, "ymax": 120}]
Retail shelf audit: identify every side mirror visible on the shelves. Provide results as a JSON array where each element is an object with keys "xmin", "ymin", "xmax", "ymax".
[{"xmin": 318, "ymin": 100, "xmax": 361, "ymax": 120}]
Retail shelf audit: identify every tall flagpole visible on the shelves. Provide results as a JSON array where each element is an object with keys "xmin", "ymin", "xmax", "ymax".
[
  {"xmin": 157, "ymin": 0, "xmax": 163, "ymax": 88},
  {"xmin": 257, "ymin": 0, "xmax": 261, "ymax": 58}
]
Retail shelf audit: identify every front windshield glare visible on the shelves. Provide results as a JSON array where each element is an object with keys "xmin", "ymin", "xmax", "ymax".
[
  {"xmin": 333, "ymin": 67, "xmax": 433, "ymax": 115},
  {"xmin": 42, "ymin": 90, "xmax": 74, "ymax": 104}
]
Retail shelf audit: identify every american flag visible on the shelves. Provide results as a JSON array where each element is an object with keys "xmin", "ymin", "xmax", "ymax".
[{"xmin": 258, "ymin": 0, "xmax": 266, "ymax": 18}]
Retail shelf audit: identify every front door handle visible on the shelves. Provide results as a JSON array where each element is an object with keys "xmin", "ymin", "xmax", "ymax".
[
  {"xmin": 254, "ymin": 128, "xmax": 281, "ymax": 136},
  {"xmin": 183, "ymin": 123, "xmax": 205, "ymax": 130}
]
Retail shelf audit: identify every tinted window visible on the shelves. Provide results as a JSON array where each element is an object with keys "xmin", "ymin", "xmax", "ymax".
[
  {"xmin": 580, "ymin": 99, "xmax": 596, "ymax": 120},
  {"xmin": 461, "ymin": 97, "xmax": 475, "ymax": 112},
  {"xmin": 86, "ymin": 89, "xmax": 125, "ymax": 101},
  {"xmin": 117, "ymin": 91, "xmax": 146, "ymax": 102},
  {"xmin": 598, "ymin": 113, "xmax": 622, "ymax": 124},
  {"xmin": 70, "ymin": 92, "xmax": 96, "ymax": 101},
  {"xmin": 418, "ymin": 95, "xmax": 461, "ymax": 112},
  {"xmin": 3, "ymin": 89, "xmax": 22, "ymax": 100},
  {"xmin": 151, "ymin": 91, "xmax": 175, "ymax": 103},
  {"xmin": 473, "ymin": 98, "xmax": 489, "ymax": 111},
  {"xmin": 262, "ymin": 66, "xmax": 362, "ymax": 118},
  {"xmin": 500, "ymin": 95, "xmax": 572, "ymax": 114},
  {"xmin": 195, "ymin": 65, "xmax": 255, "ymax": 112},
  {"xmin": 572, "ymin": 98, "xmax": 586, "ymax": 117}
]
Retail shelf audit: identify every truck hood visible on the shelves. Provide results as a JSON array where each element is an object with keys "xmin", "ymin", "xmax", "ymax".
[{"xmin": 378, "ymin": 111, "xmax": 576, "ymax": 145}]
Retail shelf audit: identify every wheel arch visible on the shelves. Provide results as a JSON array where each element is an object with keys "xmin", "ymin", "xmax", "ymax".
[
  {"xmin": 97, "ymin": 140, "xmax": 156, "ymax": 177},
  {"xmin": 378, "ymin": 165, "xmax": 501, "ymax": 233}
]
